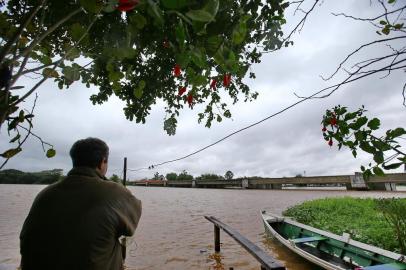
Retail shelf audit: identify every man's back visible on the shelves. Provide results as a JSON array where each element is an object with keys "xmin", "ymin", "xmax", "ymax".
[{"xmin": 20, "ymin": 167, "xmax": 142, "ymax": 270}]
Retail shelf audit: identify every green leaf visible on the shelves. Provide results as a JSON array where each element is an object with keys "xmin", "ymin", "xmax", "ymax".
[
  {"xmin": 372, "ymin": 166, "xmax": 385, "ymax": 177},
  {"xmin": 63, "ymin": 66, "xmax": 80, "ymax": 82},
  {"xmin": 382, "ymin": 26, "xmax": 390, "ymax": 35},
  {"xmin": 373, "ymin": 151, "xmax": 384, "ymax": 164},
  {"xmin": 382, "ymin": 162, "xmax": 403, "ymax": 170},
  {"xmin": 161, "ymin": 0, "xmax": 188, "ymax": 9},
  {"xmin": 363, "ymin": 169, "xmax": 372, "ymax": 180},
  {"xmin": 175, "ymin": 52, "xmax": 191, "ymax": 67},
  {"xmin": 43, "ymin": 68, "xmax": 59, "ymax": 78},
  {"xmin": 205, "ymin": 36, "xmax": 222, "ymax": 55},
  {"xmin": 349, "ymin": 116, "xmax": 368, "ymax": 130},
  {"xmin": 164, "ymin": 117, "xmax": 177, "ymax": 136},
  {"xmin": 359, "ymin": 141, "xmax": 375, "ymax": 154},
  {"xmin": 79, "ymin": 0, "xmax": 102, "ymax": 13},
  {"xmin": 367, "ymin": 118, "xmax": 380, "ymax": 130},
  {"xmin": 379, "ymin": 20, "xmax": 387, "ymax": 25},
  {"xmin": 344, "ymin": 112, "xmax": 357, "ymax": 121},
  {"xmin": 175, "ymin": 20, "xmax": 186, "ymax": 48},
  {"xmin": 204, "ymin": 0, "xmax": 219, "ymax": 18},
  {"xmin": 186, "ymin": 10, "xmax": 214, "ymax": 22},
  {"xmin": 147, "ymin": 0, "xmax": 164, "ymax": 26},
  {"xmin": 360, "ymin": 165, "xmax": 365, "ymax": 171},
  {"xmin": 191, "ymin": 47, "xmax": 206, "ymax": 68},
  {"xmin": 1, "ymin": 147, "xmax": 22, "ymax": 158},
  {"xmin": 134, "ymin": 80, "xmax": 146, "ymax": 99},
  {"xmin": 46, "ymin": 148, "xmax": 56, "ymax": 158},
  {"xmin": 70, "ymin": 23, "xmax": 87, "ymax": 42},
  {"xmin": 232, "ymin": 22, "xmax": 247, "ymax": 45},
  {"xmin": 371, "ymin": 140, "xmax": 391, "ymax": 151},
  {"xmin": 66, "ymin": 47, "xmax": 81, "ymax": 61},
  {"xmin": 130, "ymin": 13, "xmax": 147, "ymax": 29},
  {"xmin": 390, "ymin": 127, "xmax": 406, "ymax": 138}
]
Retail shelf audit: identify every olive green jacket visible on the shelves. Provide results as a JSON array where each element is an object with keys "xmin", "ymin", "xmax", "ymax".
[{"xmin": 20, "ymin": 167, "xmax": 142, "ymax": 270}]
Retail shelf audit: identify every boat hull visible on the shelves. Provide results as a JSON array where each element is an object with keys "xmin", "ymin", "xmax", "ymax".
[{"xmin": 261, "ymin": 211, "xmax": 406, "ymax": 270}]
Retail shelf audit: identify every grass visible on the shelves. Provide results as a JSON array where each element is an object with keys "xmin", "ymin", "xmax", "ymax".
[{"xmin": 282, "ymin": 197, "xmax": 406, "ymax": 253}]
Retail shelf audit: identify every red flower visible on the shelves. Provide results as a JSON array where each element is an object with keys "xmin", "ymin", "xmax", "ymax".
[
  {"xmin": 328, "ymin": 138, "xmax": 333, "ymax": 147},
  {"xmin": 178, "ymin": 86, "xmax": 186, "ymax": 96},
  {"xmin": 117, "ymin": 0, "xmax": 138, "ymax": 11},
  {"xmin": 223, "ymin": 74, "xmax": 231, "ymax": 87},
  {"xmin": 210, "ymin": 79, "xmax": 217, "ymax": 90},
  {"xmin": 322, "ymin": 127, "xmax": 327, "ymax": 132},
  {"xmin": 187, "ymin": 94, "xmax": 193, "ymax": 105},
  {"xmin": 173, "ymin": 64, "xmax": 181, "ymax": 77},
  {"xmin": 330, "ymin": 117, "xmax": 337, "ymax": 126}
]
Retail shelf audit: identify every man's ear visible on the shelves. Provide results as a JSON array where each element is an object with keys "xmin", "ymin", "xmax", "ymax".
[{"xmin": 97, "ymin": 158, "xmax": 106, "ymax": 169}]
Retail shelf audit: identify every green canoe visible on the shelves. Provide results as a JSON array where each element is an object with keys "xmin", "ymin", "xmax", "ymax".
[{"xmin": 261, "ymin": 211, "xmax": 406, "ymax": 270}]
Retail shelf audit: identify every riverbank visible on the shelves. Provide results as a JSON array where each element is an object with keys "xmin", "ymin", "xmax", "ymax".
[{"xmin": 283, "ymin": 197, "xmax": 406, "ymax": 254}]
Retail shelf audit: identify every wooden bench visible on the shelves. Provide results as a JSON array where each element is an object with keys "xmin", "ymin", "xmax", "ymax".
[{"xmin": 291, "ymin": 235, "xmax": 327, "ymax": 244}]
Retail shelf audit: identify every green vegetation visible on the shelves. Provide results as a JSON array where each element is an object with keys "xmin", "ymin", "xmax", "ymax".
[
  {"xmin": 0, "ymin": 169, "xmax": 63, "ymax": 184},
  {"xmin": 109, "ymin": 174, "xmax": 123, "ymax": 184},
  {"xmin": 322, "ymin": 106, "xmax": 406, "ymax": 179},
  {"xmin": 195, "ymin": 173, "xmax": 223, "ymax": 180},
  {"xmin": 283, "ymin": 197, "xmax": 406, "ymax": 254},
  {"xmin": 165, "ymin": 170, "xmax": 194, "ymax": 180}
]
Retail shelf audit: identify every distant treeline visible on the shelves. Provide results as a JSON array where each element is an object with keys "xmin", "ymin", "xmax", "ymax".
[{"xmin": 0, "ymin": 169, "xmax": 63, "ymax": 184}]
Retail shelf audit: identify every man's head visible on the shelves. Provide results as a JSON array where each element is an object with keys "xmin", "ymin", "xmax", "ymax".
[{"xmin": 69, "ymin": 138, "xmax": 109, "ymax": 176}]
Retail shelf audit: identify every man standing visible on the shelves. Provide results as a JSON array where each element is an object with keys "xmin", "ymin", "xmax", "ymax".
[{"xmin": 20, "ymin": 138, "xmax": 142, "ymax": 270}]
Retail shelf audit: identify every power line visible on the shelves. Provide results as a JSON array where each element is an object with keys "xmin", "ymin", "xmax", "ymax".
[{"xmin": 127, "ymin": 62, "xmax": 394, "ymax": 171}]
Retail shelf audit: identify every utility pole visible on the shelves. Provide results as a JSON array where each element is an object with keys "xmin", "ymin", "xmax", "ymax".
[{"xmin": 123, "ymin": 157, "xmax": 127, "ymax": 186}]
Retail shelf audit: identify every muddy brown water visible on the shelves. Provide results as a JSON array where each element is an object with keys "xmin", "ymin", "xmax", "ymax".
[{"xmin": 1, "ymin": 185, "xmax": 405, "ymax": 270}]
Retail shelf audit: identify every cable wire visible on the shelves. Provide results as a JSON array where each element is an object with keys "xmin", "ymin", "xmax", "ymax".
[{"xmin": 127, "ymin": 63, "xmax": 394, "ymax": 171}]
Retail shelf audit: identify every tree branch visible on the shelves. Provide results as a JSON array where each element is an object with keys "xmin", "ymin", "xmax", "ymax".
[
  {"xmin": 321, "ymin": 35, "xmax": 406, "ymax": 80},
  {"xmin": 0, "ymin": 0, "xmax": 46, "ymax": 65},
  {"xmin": 262, "ymin": 0, "xmax": 320, "ymax": 53},
  {"xmin": 10, "ymin": 8, "xmax": 83, "ymax": 86},
  {"xmin": 331, "ymin": 4, "xmax": 406, "ymax": 22}
]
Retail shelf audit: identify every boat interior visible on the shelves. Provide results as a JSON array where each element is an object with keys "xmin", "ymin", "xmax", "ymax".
[{"xmin": 266, "ymin": 220, "xmax": 406, "ymax": 270}]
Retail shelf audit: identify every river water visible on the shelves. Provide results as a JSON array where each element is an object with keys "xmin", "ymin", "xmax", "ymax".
[{"xmin": 1, "ymin": 185, "xmax": 405, "ymax": 270}]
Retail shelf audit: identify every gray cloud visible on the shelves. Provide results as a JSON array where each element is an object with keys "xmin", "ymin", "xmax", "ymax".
[{"xmin": 1, "ymin": 0, "xmax": 405, "ymax": 180}]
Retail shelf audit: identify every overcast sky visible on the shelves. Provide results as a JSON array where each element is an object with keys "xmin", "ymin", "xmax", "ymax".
[{"xmin": 1, "ymin": 0, "xmax": 405, "ymax": 180}]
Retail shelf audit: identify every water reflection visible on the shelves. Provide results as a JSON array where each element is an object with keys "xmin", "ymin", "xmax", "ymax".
[{"xmin": 262, "ymin": 233, "xmax": 322, "ymax": 270}]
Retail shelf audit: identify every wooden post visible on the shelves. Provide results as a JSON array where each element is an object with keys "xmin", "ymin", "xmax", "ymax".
[
  {"xmin": 123, "ymin": 157, "xmax": 127, "ymax": 186},
  {"xmin": 215, "ymin": 225, "xmax": 220, "ymax": 252}
]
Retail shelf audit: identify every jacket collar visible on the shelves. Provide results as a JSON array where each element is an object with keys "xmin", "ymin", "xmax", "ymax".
[{"xmin": 67, "ymin": 167, "xmax": 107, "ymax": 180}]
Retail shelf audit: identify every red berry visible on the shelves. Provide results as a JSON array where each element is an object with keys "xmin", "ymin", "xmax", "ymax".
[
  {"xmin": 328, "ymin": 139, "xmax": 333, "ymax": 146},
  {"xmin": 178, "ymin": 86, "xmax": 186, "ymax": 96},
  {"xmin": 330, "ymin": 117, "xmax": 337, "ymax": 126},
  {"xmin": 223, "ymin": 74, "xmax": 231, "ymax": 87},
  {"xmin": 173, "ymin": 64, "xmax": 181, "ymax": 77},
  {"xmin": 322, "ymin": 127, "xmax": 327, "ymax": 132},
  {"xmin": 210, "ymin": 79, "xmax": 217, "ymax": 90}
]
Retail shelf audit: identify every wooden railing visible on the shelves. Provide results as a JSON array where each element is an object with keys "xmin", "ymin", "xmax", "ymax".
[{"xmin": 205, "ymin": 216, "xmax": 285, "ymax": 270}]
